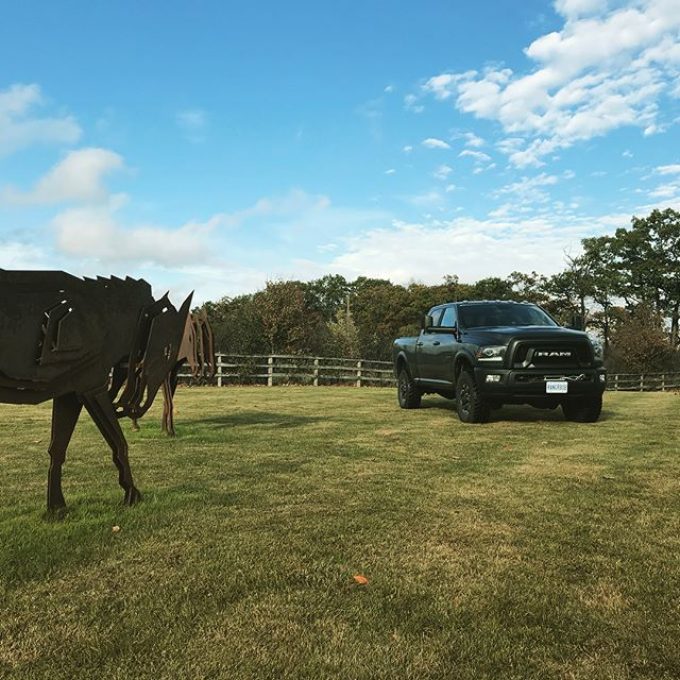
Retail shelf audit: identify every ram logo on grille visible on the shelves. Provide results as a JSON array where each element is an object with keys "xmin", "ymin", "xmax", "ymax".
[{"xmin": 535, "ymin": 350, "xmax": 572, "ymax": 357}]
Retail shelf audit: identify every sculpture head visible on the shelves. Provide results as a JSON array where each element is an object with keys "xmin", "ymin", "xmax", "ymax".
[{"xmin": 130, "ymin": 291, "xmax": 193, "ymax": 417}]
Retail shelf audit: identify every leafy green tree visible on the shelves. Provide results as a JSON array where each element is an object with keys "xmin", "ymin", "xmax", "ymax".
[
  {"xmin": 352, "ymin": 279, "xmax": 412, "ymax": 360},
  {"xmin": 544, "ymin": 255, "xmax": 595, "ymax": 327},
  {"xmin": 303, "ymin": 274, "xmax": 353, "ymax": 321},
  {"xmin": 580, "ymin": 236, "xmax": 625, "ymax": 348},
  {"xmin": 327, "ymin": 307, "xmax": 360, "ymax": 358},
  {"xmin": 470, "ymin": 276, "xmax": 515, "ymax": 301},
  {"xmin": 255, "ymin": 280, "xmax": 330, "ymax": 355},
  {"xmin": 610, "ymin": 208, "xmax": 680, "ymax": 346},
  {"xmin": 508, "ymin": 271, "xmax": 550, "ymax": 306},
  {"xmin": 203, "ymin": 295, "xmax": 266, "ymax": 354},
  {"xmin": 608, "ymin": 305, "xmax": 675, "ymax": 372}
]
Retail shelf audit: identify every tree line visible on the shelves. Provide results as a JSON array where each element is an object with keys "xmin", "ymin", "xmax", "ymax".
[{"xmin": 203, "ymin": 208, "xmax": 680, "ymax": 373}]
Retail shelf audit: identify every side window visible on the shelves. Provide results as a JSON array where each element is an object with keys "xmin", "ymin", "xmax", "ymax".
[
  {"xmin": 440, "ymin": 306, "xmax": 457, "ymax": 328},
  {"xmin": 429, "ymin": 308, "xmax": 444, "ymax": 327}
]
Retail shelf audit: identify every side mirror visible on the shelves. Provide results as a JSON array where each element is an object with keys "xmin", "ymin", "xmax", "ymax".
[
  {"xmin": 568, "ymin": 314, "xmax": 584, "ymax": 330},
  {"xmin": 421, "ymin": 314, "xmax": 434, "ymax": 330}
]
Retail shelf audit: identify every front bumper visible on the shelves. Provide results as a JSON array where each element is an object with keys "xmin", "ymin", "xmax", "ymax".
[{"xmin": 474, "ymin": 366, "xmax": 606, "ymax": 400}]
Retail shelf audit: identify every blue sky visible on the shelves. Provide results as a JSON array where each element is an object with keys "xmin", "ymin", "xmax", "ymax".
[{"xmin": 1, "ymin": 0, "xmax": 679, "ymax": 303}]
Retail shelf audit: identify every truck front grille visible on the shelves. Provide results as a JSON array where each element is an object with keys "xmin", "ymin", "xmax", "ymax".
[{"xmin": 510, "ymin": 340, "xmax": 592, "ymax": 369}]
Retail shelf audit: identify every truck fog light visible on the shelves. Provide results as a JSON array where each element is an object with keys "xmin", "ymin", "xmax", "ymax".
[{"xmin": 485, "ymin": 374, "xmax": 501, "ymax": 383}]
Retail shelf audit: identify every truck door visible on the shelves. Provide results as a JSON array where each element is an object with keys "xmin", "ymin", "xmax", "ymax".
[
  {"xmin": 416, "ymin": 308, "xmax": 453, "ymax": 385},
  {"xmin": 416, "ymin": 309, "xmax": 443, "ymax": 383},
  {"xmin": 433, "ymin": 305, "xmax": 460, "ymax": 386}
]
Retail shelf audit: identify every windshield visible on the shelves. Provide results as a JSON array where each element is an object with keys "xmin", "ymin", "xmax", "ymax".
[{"xmin": 458, "ymin": 303, "xmax": 557, "ymax": 329}]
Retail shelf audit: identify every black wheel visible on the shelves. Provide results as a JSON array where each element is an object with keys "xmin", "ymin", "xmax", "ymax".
[
  {"xmin": 397, "ymin": 367, "xmax": 422, "ymax": 409},
  {"xmin": 562, "ymin": 394, "xmax": 602, "ymax": 422},
  {"xmin": 456, "ymin": 370, "xmax": 490, "ymax": 423}
]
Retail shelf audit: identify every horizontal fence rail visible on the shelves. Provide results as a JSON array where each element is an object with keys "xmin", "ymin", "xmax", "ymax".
[{"xmin": 177, "ymin": 354, "xmax": 680, "ymax": 392}]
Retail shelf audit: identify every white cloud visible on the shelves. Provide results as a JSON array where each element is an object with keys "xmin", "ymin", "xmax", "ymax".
[
  {"xmin": 422, "ymin": 0, "xmax": 680, "ymax": 166},
  {"xmin": 459, "ymin": 149, "xmax": 492, "ymax": 162},
  {"xmin": 649, "ymin": 182, "xmax": 680, "ymax": 198},
  {"xmin": 554, "ymin": 0, "xmax": 608, "ymax": 20},
  {"xmin": 648, "ymin": 165, "xmax": 680, "ymax": 199},
  {"xmin": 308, "ymin": 212, "xmax": 624, "ymax": 285},
  {"xmin": 407, "ymin": 190, "xmax": 446, "ymax": 208},
  {"xmin": 0, "ymin": 83, "xmax": 81, "ymax": 156},
  {"xmin": 422, "ymin": 137, "xmax": 451, "ymax": 149},
  {"xmin": 493, "ymin": 173, "xmax": 560, "ymax": 212},
  {"xmin": 1, "ymin": 148, "xmax": 124, "ymax": 205},
  {"xmin": 385, "ymin": 168, "xmax": 396, "ymax": 175},
  {"xmin": 657, "ymin": 164, "xmax": 680, "ymax": 174},
  {"xmin": 402, "ymin": 145, "xmax": 413, "ymax": 153},
  {"xmin": 404, "ymin": 94, "xmax": 424, "ymax": 113},
  {"xmin": 463, "ymin": 132, "xmax": 485, "ymax": 147},
  {"xmin": 52, "ymin": 196, "xmax": 213, "ymax": 266},
  {"xmin": 176, "ymin": 108, "xmax": 207, "ymax": 141},
  {"xmin": 0, "ymin": 240, "xmax": 49, "ymax": 269},
  {"xmin": 433, "ymin": 164, "xmax": 453, "ymax": 180},
  {"xmin": 384, "ymin": 84, "xmax": 395, "ymax": 93}
]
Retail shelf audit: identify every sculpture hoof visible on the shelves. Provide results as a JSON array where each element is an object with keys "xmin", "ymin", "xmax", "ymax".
[
  {"xmin": 124, "ymin": 487, "xmax": 142, "ymax": 506},
  {"xmin": 45, "ymin": 505, "xmax": 68, "ymax": 521}
]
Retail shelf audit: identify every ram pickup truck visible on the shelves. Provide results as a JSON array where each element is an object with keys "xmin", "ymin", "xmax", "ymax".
[{"xmin": 393, "ymin": 300, "xmax": 606, "ymax": 423}]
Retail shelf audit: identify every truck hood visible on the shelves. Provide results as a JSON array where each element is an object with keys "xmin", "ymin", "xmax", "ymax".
[{"xmin": 460, "ymin": 325, "xmax": 589, "ymax": 346}]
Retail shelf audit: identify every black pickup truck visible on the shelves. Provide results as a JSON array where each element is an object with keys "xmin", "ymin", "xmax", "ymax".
[{"xmin": 393, "ymin": 300, "xmax": 606, "ymax": 423}]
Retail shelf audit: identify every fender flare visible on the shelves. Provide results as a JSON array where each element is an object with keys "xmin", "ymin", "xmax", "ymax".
[
  {"xmin": 394, "ymin": 351, "xmax": 411, "ymax": 377},
  {"xmin": 453, "ymin": 351, "xmax": 476, "ymax": 383}
]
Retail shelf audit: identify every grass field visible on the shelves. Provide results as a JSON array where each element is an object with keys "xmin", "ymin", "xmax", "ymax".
[{"xmin": 1, "ymin": 387, "xmax": 679, "ymax": 679}]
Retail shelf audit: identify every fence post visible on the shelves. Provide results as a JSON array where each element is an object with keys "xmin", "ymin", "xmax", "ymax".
[
  {"xmin": 313, "ymin": 358, "xmax": 319, "ymax": 387},
  {"xmin": 640, "ymin": 374, "xmax": 644, "ymax": 391},
  {"xmin": 661, "ymin": 373, "xmax": 666, "ymax": 392},
  {"xmin": 217, "ymin": 354, "xmax": 223, "ymax": 388},
  {"xmin": 267, "ymin": 356, "xmax": 274, "ymax": 387},
  {"xmin": 356, "ymin": 360, "xmax": 362, "ymax": 388},
  {"xmin": 614, "ymin": 374, "xmax": 619, "ymax": 391}
]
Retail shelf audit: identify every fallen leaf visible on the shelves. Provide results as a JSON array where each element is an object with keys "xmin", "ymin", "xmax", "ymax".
[
  {"xmin": 112, "ymin": 525, "xmax": 121, "ymax": 533},
  {"xmin": 353, "ymin": 574, "xmax": 368, "ymax": 585}
]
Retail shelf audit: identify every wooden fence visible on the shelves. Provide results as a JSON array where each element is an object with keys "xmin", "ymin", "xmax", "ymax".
[{"xmin": 178, "ymin": 354, "xmax": 680, "ymax": 392}]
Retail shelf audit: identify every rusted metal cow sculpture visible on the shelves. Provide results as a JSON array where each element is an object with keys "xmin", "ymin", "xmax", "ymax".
[
  {"xmin": 131, "ymin": 309, "xmax": 216, "ymax": 436},
  {"xmin": 159, "ymin": 310, "xmax": 215, "ymax": 437},
  {"xmin": 0, "ymin": 270, "xmax": 192, "ymax": 513}
]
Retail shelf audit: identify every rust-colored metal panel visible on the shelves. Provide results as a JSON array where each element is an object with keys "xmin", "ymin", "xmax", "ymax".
[{"xmin": 0, "ymin": 269, "xmax": 192, "ymax": 513}]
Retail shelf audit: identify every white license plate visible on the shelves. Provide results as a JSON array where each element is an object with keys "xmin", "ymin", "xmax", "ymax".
[{"xmin": 546, "ymin": 381, "xmax": 568, "ymax": 394}]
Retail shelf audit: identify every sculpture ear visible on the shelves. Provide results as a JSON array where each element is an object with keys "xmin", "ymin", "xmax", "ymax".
[
  {"xmin": 179, "ymin": 292, "xmax": 194, "ymax": 322},
  {"xmin": 172, "ymin": 292, "xmax": 193, "ymax": 344}
]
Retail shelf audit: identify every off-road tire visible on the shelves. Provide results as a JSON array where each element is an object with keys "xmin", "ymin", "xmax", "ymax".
[
  {"xmin": 562, "ymin": 394, "xmax": 602, "ymax": 422},
  {"xmin": 397, "ymin": 367, "xmax": 422, "ymax": 409},
  {"xmin": 456, "ymin": 370, "xmax": 490, "ymax": 423}
]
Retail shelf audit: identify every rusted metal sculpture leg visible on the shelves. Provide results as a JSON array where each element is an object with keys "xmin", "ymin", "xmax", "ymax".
[
  {"xmin": 47, "ymin": 393, "xmax": 83, "ymax": 513},
  {"xmin": 83, "ymin": 389, "xmax": 142, "ymax": 505},
  {"xmin": 161, "ymin": 377, "xmax": 175, "ymax": 437}
]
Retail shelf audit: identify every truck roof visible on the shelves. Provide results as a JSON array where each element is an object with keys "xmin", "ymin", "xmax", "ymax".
[{"xmin": 433, "ymin": 300, "xmax": 537, "ymax": 307}]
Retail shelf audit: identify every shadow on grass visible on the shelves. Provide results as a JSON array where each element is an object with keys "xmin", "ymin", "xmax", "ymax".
[
  {"xmin": 0, "ymin": 483, "xmax": 243, "ymax": 587},
  {"xmin": 182, "ymin": 411, "xmax": 322, "ymax": 429},
  {"xmin": 421, "ymin": 398, "xmax": 613, "ymax": 422}
]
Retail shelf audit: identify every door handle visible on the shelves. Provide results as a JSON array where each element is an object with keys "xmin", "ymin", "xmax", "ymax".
[
  {"xmin": 433, "ymin": 340, "xmax": 441, "ymax": 346},
  {"xmin": 416, "ymin": 342, "xmax": 424, "ymax": 347}
]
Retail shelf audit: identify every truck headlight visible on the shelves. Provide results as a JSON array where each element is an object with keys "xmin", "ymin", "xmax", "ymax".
[
  {"xmin": 476, "ymin": 346, "xmax": 506, "ymax": 361},
  {"xmin": 591, "ymin": 340, "xmax": 604, "ymax": 361}
]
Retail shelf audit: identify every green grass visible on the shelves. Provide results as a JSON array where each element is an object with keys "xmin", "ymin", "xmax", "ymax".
[{"xmin": 1, "ymin": 387, "xmax": 679, "ymax": 680}]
